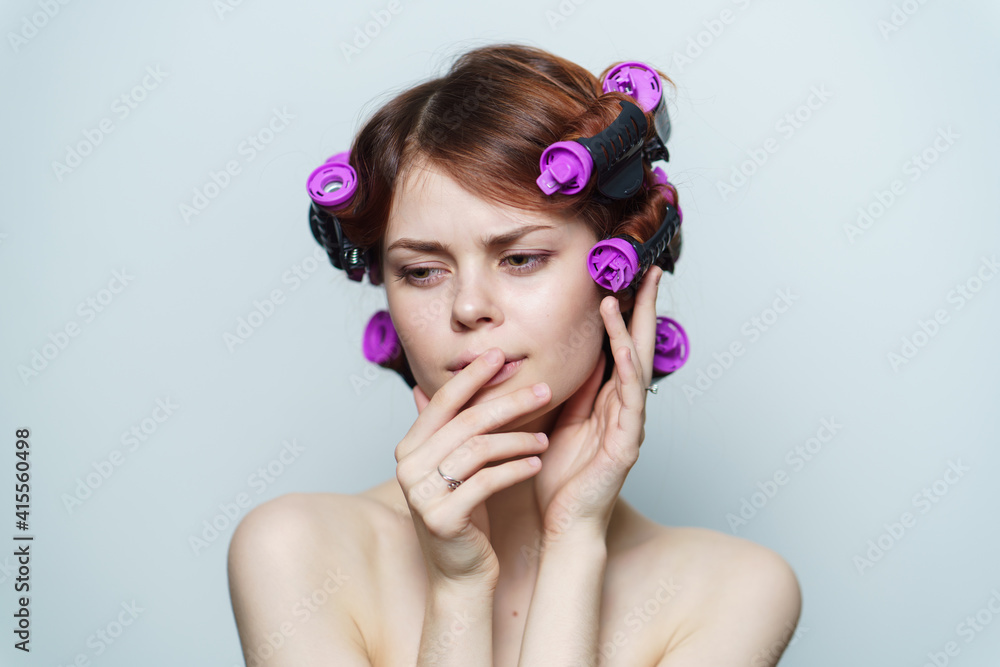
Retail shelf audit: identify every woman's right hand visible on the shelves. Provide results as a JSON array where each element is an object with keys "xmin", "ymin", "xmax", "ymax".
[{"xmin": 394, "ymin": 348, "xmax": 551, "ymax": 590}]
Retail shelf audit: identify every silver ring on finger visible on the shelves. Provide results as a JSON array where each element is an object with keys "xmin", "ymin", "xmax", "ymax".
[{"xmin": 437, "ymin": 466, "xmax": 465, "ymax": 491}]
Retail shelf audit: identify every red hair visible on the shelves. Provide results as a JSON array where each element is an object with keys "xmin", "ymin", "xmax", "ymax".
[
  {"xmin": 322, "ymin": 42, "xmax": 682, "ymax": 284},
  {"xmin": 316, "ymin": 43, "xmax": 684, "ymax": 385}
]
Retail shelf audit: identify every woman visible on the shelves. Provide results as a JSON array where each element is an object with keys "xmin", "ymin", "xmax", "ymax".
[{"xmin": 227, "ymin": 43, "xmax": 801, "ymax": 666}]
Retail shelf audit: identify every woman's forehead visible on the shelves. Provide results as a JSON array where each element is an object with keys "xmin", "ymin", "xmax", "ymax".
[{"xmin": 386, "ymin": 162, "xmax": 574, "ymax": 244}]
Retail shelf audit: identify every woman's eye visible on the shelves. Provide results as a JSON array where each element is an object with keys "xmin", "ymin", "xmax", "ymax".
[
  {"xmin": 503, "ymin": 253, "xmax": 550, "ymax": 272},
  {"xmin": 394, "ymin": 267, "xmax": 440, "ymax": 285},
  {"xmin": 394, "ymin": 253, "xmax": 550, "ymax": 286},
  {"xmin": 507, "ymin": 255, "xmax": 531, "ymax": 267}
]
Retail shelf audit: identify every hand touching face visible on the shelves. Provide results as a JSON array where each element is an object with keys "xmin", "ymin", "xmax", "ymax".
[{"xmin": 383, "ymin": 161, "xmax": 607, "ymax": 433}]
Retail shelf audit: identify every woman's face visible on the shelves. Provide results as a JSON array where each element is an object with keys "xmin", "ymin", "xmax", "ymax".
[{"xmin": 383, "ymin": 160, "xmax": 607, "ymax": 432}]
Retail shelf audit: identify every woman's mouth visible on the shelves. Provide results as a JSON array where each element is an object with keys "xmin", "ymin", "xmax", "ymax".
[
  {"xmin": 483, "ymin": 358, "xmax": 523, "ymax": 387},
  {"xmin": 452, "ymin": 357, "xmax": 524, "ymax": 387}
]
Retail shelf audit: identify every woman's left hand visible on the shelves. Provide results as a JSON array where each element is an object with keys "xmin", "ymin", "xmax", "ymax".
[{"xmin": 533, "ymin": 265, "xmax": 663, "ymax": 543}]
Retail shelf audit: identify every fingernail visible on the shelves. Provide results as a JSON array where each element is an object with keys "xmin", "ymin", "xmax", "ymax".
[
  {"xmin": 486, "ymin": 348, "xmax": 503, "ymax": 363},
  {"xmin": 655, "ymin": 268, "xmax": 662, "ymax": 284},
  {"xmin": 532, "ymin": 383, "xmax": 547, "ymax": 398},
  {"xmin": 534, "ymin": 432, "xmax": 547, "ymax": 444}
]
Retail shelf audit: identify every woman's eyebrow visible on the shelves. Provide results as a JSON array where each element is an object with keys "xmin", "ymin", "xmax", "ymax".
[{"xmin": 385, "ymin": 224, "xmax": 555, "ymax": 255}]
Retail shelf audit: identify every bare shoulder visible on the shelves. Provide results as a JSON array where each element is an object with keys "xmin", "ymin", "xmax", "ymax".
[
  {"xmin": 227, "ymin": 492, "xmax": 391, "ymax": 665},
  {"xmin": 228, "ymin": 491, "xmax": 391, "ymax": 561},
  {"xmin": 647, "ymin": 525, "xmax": 802, "ymax": 666}
]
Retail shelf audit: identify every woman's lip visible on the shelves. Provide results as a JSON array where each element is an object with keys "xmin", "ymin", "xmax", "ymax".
[
  {"xmin": 483, "ymin": 358, "xmax": 523, "ymax": 387},
  {"xmin": 452, "ymin": 358, "xmax": 524, "ymax": 386}
]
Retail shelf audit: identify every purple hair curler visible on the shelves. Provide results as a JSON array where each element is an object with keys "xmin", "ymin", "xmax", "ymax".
[
  {"xmin": 602, "ymin": 61, "xmax": 671, "ymax": 158},
  {"xmin": 307, "ymin": 148, "xmax": 375, "ymax": 283},
  {"xmin": 603, "ymin": 62, "xmax": 663, "ymax": 116},
  {"xmin": 586, "ymin": 185, "xmax": 681, "ymax": 293},
  {"xmin": 587, "ymin": 238, "xmax": 640, "ymax": 293},
  {"xmin": 363, "ymin": 310, "xmax": 399, "ymax": 365},
  {"xmin": 537, "ymin": 61, "xmax": 674, "ymax": 200},
  {"xmin": 359, "ymin": 309, "xmax": 418, "ymax": 389},
  {"xmin": 536, "ymin": 100, "xmax": 648, "ymax": 200},
  {"xmin": 652, "ymin": 316, "xmax": 689, "ymax": 375},
  {"xmin": 307, "ymin": 152, "xmax": 357, "ymax": 208},
  {"xmin": 536, "ymin": 140, "xmax": 593, "ymax": 195}
]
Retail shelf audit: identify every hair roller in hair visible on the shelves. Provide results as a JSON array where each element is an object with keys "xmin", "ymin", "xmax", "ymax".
[
  {"xmin": 363, "ymin": 310, "xmax": 400, "ymax": 365},
  {"xmin": 652, "ymin": 316, "xmax": 689, "ymax": 376},
  {"xmin": 307, "ymin": 149, "xmax": 376, "ymax": 284},
  {"xmin": 537, "ymin": 100, "xmax": 649, "ymax": 201},
  {"xmin": 361, "ymin": 310, "xmax": 418, "ymax": 389},
  {"xmin": 535, "ymin": 140, "xmax": 593, "ymax": 196},
  {"xmin": 586, "ymin": 198, "xmax": 681, "ymax": 292},
  {"xmin": 602, "ymin": 61, "xmax": 670, "ymax": 164},
  {"xmin": 309, "ymin": 203, "xmax": 368, "ymax": 282},
  {"xmin": 307, "ymin": 152, "xmax": 357, "ymax": 208}
]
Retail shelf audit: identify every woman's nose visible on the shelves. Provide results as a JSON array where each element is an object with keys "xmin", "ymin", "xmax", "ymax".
[{"xmin": 450, "ymin": 272, "xmax": 503, "ymax": 331}]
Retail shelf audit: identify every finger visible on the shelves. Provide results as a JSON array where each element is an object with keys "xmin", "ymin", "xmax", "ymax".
[
  {"xmin": 602, "ymin": 296, "xmax": 648, "ymax": 415},
  {"xmin": 400, "ymin": 348, "xmax": 507, "ymax": 454},
  {"xmin": 403, "ymin": 376, "xmax": 551, "ymax": 469},
  {"xmin": 440, "ymin": 456, "xmax": 544, "ymax": 516},
  {"xmin": 609, "ymin": 344, "xmax": 645, "ymax": 459},
  {"xmin": 437, "ymin": 431, "xmax": 548, "ymax": 482},
  {"xmin": 410, "ymin": 380, "xmax": 550, "ymax": 477},
  {"xmin": 407, "ymin": 382, "xmax": 552, "ymax": 496},
  {"xmin": 627, "ymin": 267, "xmax": 661, "ymax": 387},
  {"xmin": 449, "ymin": 381, "xmax": 550, "ymax": 442},
  {"xmin": 602, "ymin": 296, "xmax": 639, "ymax": 381}
]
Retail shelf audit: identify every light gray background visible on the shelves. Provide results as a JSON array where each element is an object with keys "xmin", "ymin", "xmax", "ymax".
[{"xmin": 2, "ymin": 0, "xmax": 998, "ymax": 665}]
